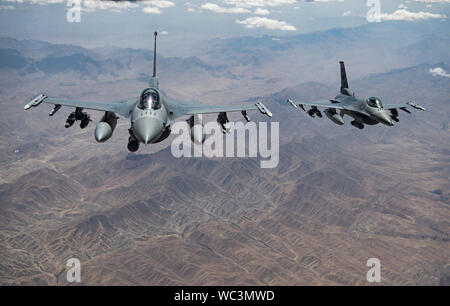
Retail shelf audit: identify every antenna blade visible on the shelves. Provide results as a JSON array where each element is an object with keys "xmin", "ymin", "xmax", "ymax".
[{"xmin": 153, "ymin": 31, "xmax": 157, "ymax": 77}]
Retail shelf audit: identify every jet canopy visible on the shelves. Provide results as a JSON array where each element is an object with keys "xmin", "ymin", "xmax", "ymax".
[
  {"xmin": 367, "ymin": 97, "xmax": 383, "ymax": 109},
  {"xmin": 139, "ymin": 88, "xmax": 161, "ymax": 110}
]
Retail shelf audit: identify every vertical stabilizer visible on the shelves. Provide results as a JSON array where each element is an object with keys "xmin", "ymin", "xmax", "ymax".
[
  {"xmin": 339, "ymin": 61, "xmax": 350, "ymax": 95},
  {"xmin": 149, "ymin": 31, "xmax": 159, "ymax": 88}
]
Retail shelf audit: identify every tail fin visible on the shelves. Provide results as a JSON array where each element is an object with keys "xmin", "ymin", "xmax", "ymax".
[
  {"xmin": 149, "ymin": 31, "xmax": 159, "ymax": 88},
  {"xmin": 339, "ymin": 61, "xmax": 350, "ymax": 95}
]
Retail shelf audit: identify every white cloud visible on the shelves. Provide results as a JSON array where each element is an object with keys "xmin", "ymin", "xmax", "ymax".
[
  {"xmin": 83, "ymin": 0, "xmax": 139, "ymax": 12},
  {"xmin": 342, "ymin": 10, "xmax": 350, "ymax": 16},
  {"xmin": 2, "ymin": 0, "xmax": 176, "ymax": 14},
  {"xmin": 142, "ymin": 6, "xmax": 162, "ymax": 14},
  {"xmin": 141, "ymin": 1, "xmax": 175, "ymax": 15},
  {"xmin": 201, "ymin": 3, "xmax": 250, "ymax": 13},
  {"xmin": 160, "ymin": 30, "xmax": 169, "ymax": 35},
  {"xmin": 429, "ymin": 67, "xmax": 450, "ymax": 77},
  {"xmin": 82, "ymin": 1, "xmax": 174, "ymax": 14},
  {"xmin": 2, "ymin": 0, "xmax": 176, "ymax": 4},
  {"xmin": 223, "ymin": 0, "xmax": 297, "ymax": 8},
  {"xmin": 0, "ymin": 5, "xmax": 15, "ymax": 9},
  {"xmin": 185, "ymin": 1, "xmax": 196, "ymax": 12},
  {"xmin": 2, "ymin": 0, "xmax": 66, "ymax": 3},
  {"xmin": 254, "ymin": 8, "xmax": 270, "ymax": 15},
  {"xmin": 414, "ymin": 0, "xmax": 450, "ymax": 3},
  {"xmin": 236, "ymin": 16, "xmax": 296, "ymax": 30},
  {"xmin": 142, "ymin": 1, "xmax": 175, "ymax": 8},
  {"xmin": 313, "ymin": 0, "xmax": 344, "ymax": 2},
  {"xmin": 378, "ymin": 9, "xmax": 446, "ymax": 21}
]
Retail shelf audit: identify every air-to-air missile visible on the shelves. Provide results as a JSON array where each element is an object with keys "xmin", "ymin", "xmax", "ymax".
[
  {"xmin": 407, "ymin": 101, "xmax": 426, "ymax": 111},
  {"xmin": 255, "ymin": 101, "xmax": 273, "ymax": 118},
  {"xmin": 287, "ymin": 98, "xmax": 297, "ymax": 109},
  {"xmin": 24, "ymin": 94, "xmax": 47, "ymax": 110}
]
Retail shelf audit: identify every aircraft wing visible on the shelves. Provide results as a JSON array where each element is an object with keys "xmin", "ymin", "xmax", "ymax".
[
  {"xmin": 164, "ymin": 97, "xmax": 271, "ymax": 119},
  {"xmin": 24, "ymin": 94, "xmax": 137, "ymax": 118},
  {"xmin": 294, "ymin": 100, "xmax": 347, "ymax": 110},
  {"xmin": 184, "ymin": 104, "xmax": 258, "ymax": 115},
  {"xmin": 384, "ymin": 101, "xmax": 426, "ymax": 111}
]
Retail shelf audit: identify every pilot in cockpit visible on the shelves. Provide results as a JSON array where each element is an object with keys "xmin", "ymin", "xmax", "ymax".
[
  {"xmin": 367, "ymin": 97, "xmax": 383, "ymax": 109},
  {"xmin": 139, "ymin": 89, "xmax": 161, "ymax": 110}
]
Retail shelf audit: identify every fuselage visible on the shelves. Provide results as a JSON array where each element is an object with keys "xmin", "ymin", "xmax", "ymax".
[{"xmin": 130, "ymin": 87, "xmax": 170, "ymax": 144}]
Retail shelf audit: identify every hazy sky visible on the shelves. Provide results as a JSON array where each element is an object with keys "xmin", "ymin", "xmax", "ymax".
[{"xmin": 0, "ymin": 0, "xmax": 448, "ymax": 55}]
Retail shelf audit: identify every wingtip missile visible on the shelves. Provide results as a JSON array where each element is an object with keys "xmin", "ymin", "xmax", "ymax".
[
  {"xmin": 24, "ymin": 94, "xmax": 47, "ymax": 110},
  {"xmin": 255, "ymin": 101, "xmax": 272, "ymax": 118},
  {"xmin": 407, "ymin": 101, "xmax": 426, "ymax": 111},
  {"xmin": 287, "ymin": 98, "xmax": 297, "ymax": 109}
]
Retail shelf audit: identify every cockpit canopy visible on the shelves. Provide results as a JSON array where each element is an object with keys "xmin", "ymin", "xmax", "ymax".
[
  {"xmin": 139, "ymin": 88, "xmax": 161, "ymax": 110},
  {"xmin": 367, "ymin": 97, "xmax": 383, "ymax": 109}
]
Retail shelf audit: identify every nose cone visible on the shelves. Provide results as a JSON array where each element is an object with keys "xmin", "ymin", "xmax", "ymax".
[
  {"xmin": 133, "ymin": 117, "xmax": 163, "ymax": 144},
  {"xmin": 377, "ymin": 111, "xmax": 394, "ymax": 126}
]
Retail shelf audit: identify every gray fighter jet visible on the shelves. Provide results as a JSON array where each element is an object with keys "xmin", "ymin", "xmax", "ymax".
[
  {"xmin": 287, "ymin": 61, "xmax": 425, "ymax": 129},
  {"xmin": 24, "ymin": 32, "xmax": 272, "ymax": 152}
]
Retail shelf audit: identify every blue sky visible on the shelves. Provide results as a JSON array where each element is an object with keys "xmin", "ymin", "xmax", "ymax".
[{"xmin": 0, "ymin": 0, "xmax": 448, "ymax": 54}]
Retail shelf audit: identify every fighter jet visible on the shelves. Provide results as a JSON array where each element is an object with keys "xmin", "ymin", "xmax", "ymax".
[
  {"xmin": 286, "ymin": 61, "xmax": 425, "ymax": 129},
  {"xmin": 24, "ymin": 32, "xmax": 272, "ymax": 152}
]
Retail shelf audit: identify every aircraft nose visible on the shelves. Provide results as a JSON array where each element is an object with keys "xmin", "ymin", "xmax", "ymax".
[
  {"xmin": 378, "ymin": 111, "xmax": 394, "ymax": 126},
  {"xmin": 133, "ymin": 117, "xmax": 163, "ymax": 144}
]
